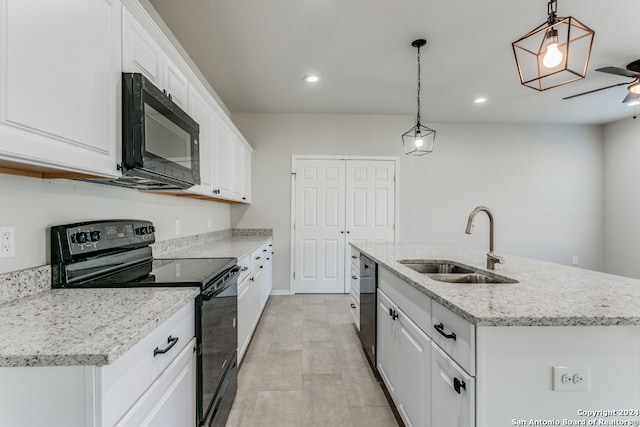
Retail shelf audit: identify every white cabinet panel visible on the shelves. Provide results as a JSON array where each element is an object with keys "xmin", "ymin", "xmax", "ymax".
[
  {"xmin": 241, "ymin": 145, "xmax": 252, "ymax": 202},
  {"xmin": 122, "ymin": 7, "xmax": 163, "ymax": 85},
  {"xmin": 431, "ymin": 343, "xmax": 475, "ymax": 427},
  {"xmin": 115, "ymin": 337, "xmax": 196, "ymax": 427},
  {"xmin": 188, "ymin": 87, "xmax": 215, "ymax": 191},
  {"xmin": 377, "ymin": 289, "xmax": 398, "ymax": 398},
  {"xmin": 164, "ymin": 61, "xmax": 189, "ymax": 111},
  {"xmin": 0, "ymin": 0, "xmax": 120, "ymax": 176}
]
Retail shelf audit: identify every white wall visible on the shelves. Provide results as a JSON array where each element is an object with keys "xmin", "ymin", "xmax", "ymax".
[
  {"xmin": 603, "ymin": 117, "xmax": 640, "ymax": 278},
  {"xmin": 231, "ymin": 113, "xmax": 604, "ymax": 292},
  {"xmin": 0, "ymin": 174, "xmax": 230, "ymax": 274}
]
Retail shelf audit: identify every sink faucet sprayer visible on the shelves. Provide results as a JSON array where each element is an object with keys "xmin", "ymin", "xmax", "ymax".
[{"xmin": 465, "ymin": 206, "xmax": 504, "ymax": 270}]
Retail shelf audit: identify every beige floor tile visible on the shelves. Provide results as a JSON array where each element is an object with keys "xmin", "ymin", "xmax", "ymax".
[
  {"xmin": 350, "ymin": 406, "xmax": 399, "ymax": 427},
  {"xmin": 302, "ymin": 340, "xmax": 341, "ymax": 374},
  {"xmin": 270, "ymin": 324, "xmax": 303, "ymax": 351},
  {"xmin": 240, "ymin": 390, "xmax": 302, "ymax": 427},
  {"xmin": 303, "ymin": 294, "xmax": 327, "ymax": 304},
  {"xmin": 259, "ymin": 350, "xmax": 303, "ymax": 391},
  {"xmin": 302, "ymin": 374, "xmax": 353, "ymax": 427},
  {"xmin": 340, "ymin": 360, "xmax": 389, "ymax": 407}
]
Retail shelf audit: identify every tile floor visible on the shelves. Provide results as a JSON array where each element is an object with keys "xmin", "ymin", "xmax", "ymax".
[{"xmin": 226, "ymin": 294, "xmax": 400, "ymax": 427}]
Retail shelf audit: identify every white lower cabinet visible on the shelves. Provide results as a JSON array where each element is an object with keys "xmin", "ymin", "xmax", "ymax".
[
  {"xmin": 431, "ymin": 343, "xmax": 474, "ymax": 427},
  {"xmin": 0, "ymin": 301, "xmax": 196, "ymax": 427},
  {"xmin": 237, "ymin": 240, "xmax": 273, "ymax": 363},
  {"xmin": 115, "ymin": 337, "xmax": 196, "ymax": 427},
  {"xmin": 377, "ymin": 289, "xmax": 431, "ymax": 427}
]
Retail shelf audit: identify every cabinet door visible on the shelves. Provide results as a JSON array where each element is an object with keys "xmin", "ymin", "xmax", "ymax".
[
  {"xmin": 214, "ymin": 116, "xmax": 233, "ymax": 196},
  {"xmin": 122, "ymin": 7, "xmax": 163, "ymax": 86},
  {"xmin": 396, "ymin": 308, "xmax": 431, "ymax": 427},
  {"xmin": 0, "ymin": 0, "xmax": 120, "ymax": 176},
  {"xmin": 116, "ymin": 337, "xmax": 197, "ymax": 427},
  {"xmin": 237, "ymin": 276, "xmax": 252, "ymax": 363},
  {"xmin": 250, "ymin": 267, "xmax": 263, "ymax": 331},
  {"xmin": 431, "ymin": 343, "xmax": 475, "ymax": 427},
  {"xmin": 377, "ymin": 289, "xmax": 398, "ymax": 397},
  {"xmin": 188, "ymin": 87, "xmax": 215, "ymax": 191},
  {"xmin": 241, "ymin": 145, "xmax": 252, "ymax": 203},
  {"xmin": 165, "ymin": 60, "xmax": 189, "ymax": 111},
  {"xmin": 231, "ymin": 135, "xmax": 243, "ymax": 199}
]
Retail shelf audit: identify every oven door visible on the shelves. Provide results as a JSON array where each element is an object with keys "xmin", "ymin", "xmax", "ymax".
[{"xmin": 197, "ymin": 275, "xmax": 238, "ymax": 426}]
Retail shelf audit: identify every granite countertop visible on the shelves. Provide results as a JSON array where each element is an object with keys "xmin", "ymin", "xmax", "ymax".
[
  {"xmin": 0, "ymin": 232, "xmax": 271, "ymax": 367},
  {"xmin": 0, "ymin": 287, "xmax": 200, "ymax": 367},
  {"xmin": 353, "ymin": 242, "xmax": 640, "ymax": 327},
  {"xmin": 158, "ymin": 235, "xmax": 271, "ymax": 260}
]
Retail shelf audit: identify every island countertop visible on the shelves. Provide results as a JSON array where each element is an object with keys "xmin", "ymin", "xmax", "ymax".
[{"xmin": 352, "ymin": 242, "xmax": 640, "ymax": 327}]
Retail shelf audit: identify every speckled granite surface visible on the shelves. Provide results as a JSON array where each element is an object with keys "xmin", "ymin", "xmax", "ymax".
[
  {"xmin": 0, "ymin": 287, "xmax": 199, "ymax": 367},
  {"xmin": 232, "ymin": 228, "xmax": 273, "ymax": 237},
  {"xmin": 158, "ymin": 235, "xmax": 272, "ymax": 260},
  {"xmin": 353, "ymin": 242, "xmax": 640, "ymax": 327},
  {"xmin": 152, "ymin": 229, "xmax": 233, "ymax": 257},
  {"xmin": 0, "ymin": 265, "xmax": 50, "ymax": 304}
]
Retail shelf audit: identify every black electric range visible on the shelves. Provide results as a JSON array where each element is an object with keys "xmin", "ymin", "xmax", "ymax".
[{"xmin": 50, "ymin": 219, "xmax": 238, "ymax": 427}]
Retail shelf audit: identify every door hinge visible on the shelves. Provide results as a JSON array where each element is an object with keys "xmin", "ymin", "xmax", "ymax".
[
  {"xmin": 293, "ymin": 271, "xmax": 296, "ymax": 280},
  {"xmin": 393, "ymin": 175, "xmax": 396, "ymax": 183}
]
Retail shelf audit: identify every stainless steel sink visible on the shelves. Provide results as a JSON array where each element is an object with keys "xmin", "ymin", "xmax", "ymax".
[{"xmin": 398, "ymin": 260, "xmax": 517, "ymax": 284}]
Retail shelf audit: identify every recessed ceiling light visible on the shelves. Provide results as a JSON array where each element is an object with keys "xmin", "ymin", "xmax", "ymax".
[
  {"xmin": 474, "ymin": 97, "xmax": 487, "ymax": 104},
  {"xmin": 303, "ymin": 75, "xmax": 320, "ymax": 83}
]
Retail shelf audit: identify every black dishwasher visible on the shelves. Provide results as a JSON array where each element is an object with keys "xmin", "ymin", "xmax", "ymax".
[{"xmin": 359, "ymin": 254, "xmax": 377, "ymax": 372}]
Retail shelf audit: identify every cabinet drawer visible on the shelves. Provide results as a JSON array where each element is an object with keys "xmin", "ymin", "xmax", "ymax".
[
  {"xmin": 238, "ymin": 255, "xmax": 251, "ymax": 283},
  {"xmin": 431, "ymin": 343, "xmax": 475, "ymax": 427},
  {"xmin": 97, "ymin": 300, "xmax": 195, "ymax": 427},
  {"xmin": 431, "ymin": 301, "xmax": 475, "ymax": 376},
  {"xmin": 250, "ymin": 242, "xmax": 270, "ymax": 270},
  {"xmin": 350, "ymin": 246, "xmax": 360, "ymax": 269},
  {"xmin": 350, "ymin": 264, "xmax": 360, "ymax": 294},
  {"xmin": 378, "ymin": 268, "xmax": 431, "ymax": 336},
  {"xmin": 350, "ymin": 291, "xmax": 360, "ymax": 330}
]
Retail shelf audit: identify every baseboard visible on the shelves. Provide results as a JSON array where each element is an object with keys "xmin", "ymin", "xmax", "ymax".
[{"xmin": 269, "ymin": 289, "xmax": 294, "ymax": 296}]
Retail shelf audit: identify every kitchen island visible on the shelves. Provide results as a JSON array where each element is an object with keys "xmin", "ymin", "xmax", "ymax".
[{"xmin": 353, "ymin": 242, "xmax": 640, "ymax": 427}]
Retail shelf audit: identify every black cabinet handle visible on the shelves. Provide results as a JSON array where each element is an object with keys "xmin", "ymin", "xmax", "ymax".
[
  {"xmin": 453, "ymin": 377, "xmax": 466, "ymax": 394},
  {"xmin": 263, "ymin": 249, "xmax": 268, "ymax": 252},
  {"xmin": 434, "ymin": 323, "xmax": 457, "ymax": 340},
  {"xmin": 255, "ymin": 256, "xmax": 261, "ymax": 260},
  {"xmin": 250, "ymin": 277, "xmax": 254, "ymax": 282},
  {"xmin": 351, "ymin": 255, "xmax": 357, "ymax": 259},
  {"xmin": 341, "ymin": 231, "xmax": 344, "ymax": 234},
  {"xmin": 242, "ymin": 197, "xmax": 246, "ymax": 200},
  {"xmin": 260, "ymin": 265, "xmax": 264, "ymax": 269},
  {"xmin": 241, "ymin": 266, "xmax": 249, "ymax": 271},
  {"xmin": 388, "ymin": 307, "xmax": 398, "ymax": 320},
  {"xmin": 351, "ymin": 275, "xmax": 357, "ymax": 280},
  {"xmin": 267, "ymin": 257, "xmax": 270, "ymax": 260},
  {"xmin": 269, "ymin": 244, "xmax": 272, "ymax": 247},
  {"xmin": 351, "ymin": 303, "xmax": 356, "ymax": 309},
  {"xmin": 347, "ymin": 231, "xmax": 350, "ymax": 234},
  {"xmin": 154, "ymin": 336, "xmax": 178, "ymax": 357}
]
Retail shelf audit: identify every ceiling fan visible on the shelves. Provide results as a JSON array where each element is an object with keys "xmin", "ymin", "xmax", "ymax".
[{"xmin": 563, "ymin": 59, "xmax": 640, "ymax": 103}]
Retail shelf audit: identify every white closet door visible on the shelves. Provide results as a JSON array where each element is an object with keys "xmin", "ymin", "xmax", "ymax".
[
  {"xmin": 345, "ymin": 160, "xmax": 396, "ymax": 291},
  {"xmin": 294, "ymin": 160, "xmax": 346, "ymax": 293}
]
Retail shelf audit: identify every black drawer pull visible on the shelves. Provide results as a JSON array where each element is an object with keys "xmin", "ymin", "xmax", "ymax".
[
  {"xmin": 241, "ymin": 266, "xmax": 249, "ymax": 271},
  {"xmin": 154, "ymin": 336, "xmax": 179, "ymax": 357},
  {"xmin": 388, "ymin": 307, "xmax": 398, "ymax": 320},
  {"xmin": 351, "ymin": 303, "xmax": 356, "ymax": 309},
  {"xmin": 351, "ymin": 255, "xmax": 357, "ymax": 259},
  {"xmin": 351, "ymin": 275, "xmax": 357, "ymax": 280},
  {"xmin": 434, "ymin": 323, "xmax": 457, "ymax": 340},
  {"xmin": 453, "ymin": 377, "xmax": 466, "ymax": 394},
  {"xmin": 263, "ymin": 249, "xmax": 268, "ymax": 252},
  {"xmin": 255, "ymin": 256, "xmax": 261, "ymax": 260}
]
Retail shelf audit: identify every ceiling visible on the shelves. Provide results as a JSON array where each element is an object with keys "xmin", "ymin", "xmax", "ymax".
[{"xmin": 148, "ymin": 0, "xmax": 640, "ymax": 125}]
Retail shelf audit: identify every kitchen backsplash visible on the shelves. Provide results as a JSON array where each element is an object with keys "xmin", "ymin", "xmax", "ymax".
[{"xmin": 152, "ymin": 228, "xmax": 233, "ymax": 257}]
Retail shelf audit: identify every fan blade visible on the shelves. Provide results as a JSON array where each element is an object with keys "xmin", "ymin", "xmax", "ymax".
[
  {"xmin": 562, "ymin": 82, "xmax": 631, "ymax": 100},
  {"xmin": 622, "ymin": 92, "xmax": 640, "ymax": 104},
  {"xmin": 596, "ymin": 66, "xmax": 640, "ymax": 78}
]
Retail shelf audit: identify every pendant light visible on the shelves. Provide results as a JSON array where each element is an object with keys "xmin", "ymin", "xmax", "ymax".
[
  {"xmin": 402, "ymin": 39, "xmax": 436, "ymax": 156},
  {"xmin": 512, "ymin": 0, "xmax": 594, "ymax": 91}
]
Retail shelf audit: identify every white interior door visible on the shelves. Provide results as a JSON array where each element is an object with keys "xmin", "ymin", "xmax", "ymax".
[
  {"xmin": 345, "ymin": 160, "xmax": 396, "ymax": 291},
  {"xmin": 294, "ymin": 160, "xmax": 346, "ymax": 293}
]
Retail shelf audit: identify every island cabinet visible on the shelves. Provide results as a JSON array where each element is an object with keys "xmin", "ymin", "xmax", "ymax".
[
  {"xmin": 0, "ymin": 301, "xmax": 196, "ymax": 427},
  {"xmin": 377, "ymin": 267, "xmax": 473, "ymax": 427},
  {"xmin": 237, "ymin": 239, "xmax": 273, "ymax": 363},
  {"xmin": 0, "ymin": 0, "xmax": 121, "ymax": 178},
  {"xmin": 350, "ymin": 246, "xmax": 361, "ymax": 329}
]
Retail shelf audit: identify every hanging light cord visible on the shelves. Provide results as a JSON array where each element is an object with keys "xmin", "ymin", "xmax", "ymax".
[
  {"xmin": 416, "ymin": 44, "xmax": 422, "ymax": 126},
  {"xmin": 547, "ymin": 0, "xmax": 558, "ymax": 24}
]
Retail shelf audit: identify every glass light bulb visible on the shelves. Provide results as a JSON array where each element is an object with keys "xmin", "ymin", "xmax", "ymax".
[
  {"xmin": 543, "ymin": 42, "xmax": 563, "ymax": 68},
  {"xmin": 415, "ymin": 137, "xmax": 424, "ymax": 148}
]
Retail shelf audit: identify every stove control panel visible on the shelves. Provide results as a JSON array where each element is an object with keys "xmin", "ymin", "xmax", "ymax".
[{"xmin": 51, "ymin": 220, "xmax": 156, "ymax": 262}]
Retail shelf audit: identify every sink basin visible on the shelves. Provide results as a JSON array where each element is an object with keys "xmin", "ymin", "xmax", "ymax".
[
  {"xmin": 399, "ymin": 260, "xmax": 517, "ymax": 284},
  {"xmin": 399, "ymin": 261, "xmax": 474, "ymax": 275}
]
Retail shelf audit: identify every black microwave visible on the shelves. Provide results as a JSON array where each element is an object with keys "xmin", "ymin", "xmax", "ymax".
[{"xmin": 118, "ymin": 72, "xmax": 200, "ymax": 190}]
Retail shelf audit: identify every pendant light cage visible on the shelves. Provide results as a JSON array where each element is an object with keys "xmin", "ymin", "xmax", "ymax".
[
  {"xmin": 402, "ymin": 38, "xmax": 436, "ymax": 156},
  {"xmin": 512, "ymin": 0, "xmax": 594, "ymax": 91}
]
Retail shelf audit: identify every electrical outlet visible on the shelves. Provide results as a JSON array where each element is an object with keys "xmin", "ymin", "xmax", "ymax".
[
  {"xmin": 175, "ymin": 219, "xmax": 181, "ymax": 235},
  {"xmin": 553, "ymin": 366, "xmax": 589, "ymax": 391},
  {"xmin": 0, "ymin": 226, "xmax": 16, "ymax": 258},
  {"xmin": 572, "ymin": 256, "xmax": 579, "ymax": 265}
]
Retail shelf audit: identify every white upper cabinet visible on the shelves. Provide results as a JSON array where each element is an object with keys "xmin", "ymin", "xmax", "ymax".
[
  {"xmin": 122, "ymin": 7, "xmax": 189, "ymax": 110},
  {"xmin": 187, "ymin": 86, "xmax": 215, "ymax": 193},
  {"xmin": 214, "ymin": 116, "xmax": 233, "ymax": 197},
  {"xmin": 0, "ymin": 0, "xmax": 121, "ymax": 177}
]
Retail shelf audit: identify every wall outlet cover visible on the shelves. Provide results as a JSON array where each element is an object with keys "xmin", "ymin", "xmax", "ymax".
[{"xmin": 552, "ymin": 366, "xmax": 589, "ymax": 391}]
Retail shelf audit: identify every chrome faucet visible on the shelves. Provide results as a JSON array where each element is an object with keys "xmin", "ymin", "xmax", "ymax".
[{"xmin": 465, "ymin": 206, "xmax": 504, "ymax": 270}]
